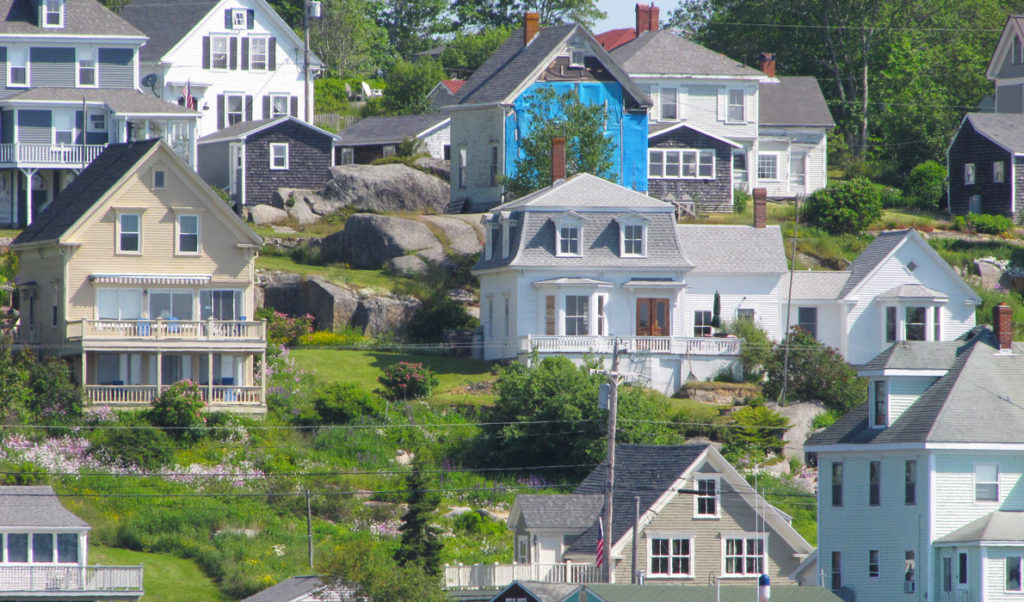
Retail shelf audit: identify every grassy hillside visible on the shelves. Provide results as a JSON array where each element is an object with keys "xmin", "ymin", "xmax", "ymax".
[{"xmin": 89, "ymin": 545, "xmax": 228, "ymax": 601}]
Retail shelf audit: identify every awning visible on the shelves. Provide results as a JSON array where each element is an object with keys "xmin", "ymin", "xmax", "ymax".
[{"xmin": 89, "ymin": 274, "xmax": 212, "ymax": 286}]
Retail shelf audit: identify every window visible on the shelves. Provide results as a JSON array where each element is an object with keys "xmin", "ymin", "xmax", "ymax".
[
  {"xmin": 737, "ymin": 308, "xmax": 755, "ymax": 321},
  {"xmin": 959, "ymin": 552, "xmax": 968, "ymax": 585},
  {"xmin": 231, "ymin": 8, "xmax": 247, "ymax": 29},
  {"xmin": 869, "ymin": 550, "xmax": 880, "ymax": 578},
  {"xmin": 869, "ymin": 460, "xmax": 881, "ymax": 506},
  {"xmin": 648, "ymin": 149, "xmax": 714, "ymax": 179},
  {"xmin": 905, "ymin": 551, "xmax": 916, "ymax": 593},
  {"xmin": 596, "ymin": 295, "xmax": 606, "ymax": 336},
  {"xmin": 458, "ymin": 148, "xmax": 466, "ymax": 188},
  {"xmin": 697, "ymin": 150, "xmax": 714, "ymax": 178},
  {"xmin": 873, "ymin": 380, "xmax": 886, "ymax": 426},
  {"xmin": 250, "ymin": 37, "xmax": 268, "ymax": 70},
  {"xmin": 649, "ymin": 150, "xmax": 664, "ymax": 177},
  {"xmin": 211, "ymin": 35, "xmax": 229, "ymax": 69},
  {"xmin": 558, "ymin": 226, "xmax": 580, "ymax": 256},
  {"xmin": 43, "ymin": 0, "xmax": 63, "ymax": 27},
  {"xmin": 622, "ymin": 224, "xmax": 645, "ymax": 257},
  {"xmin": 886, "ymin": 306, "xmax": 897, "ymax": 343},
  {"xmin": 975, "ymin": 463, "xmax": 999, "ymax": 502},
  {"xmin": 569, "ymin": 48, "xmax": 585, "ymax": 67},
  {"xmin": 489, "ymin": 145, "xmax": 498, "ymax": 186},
  {"xmin": 965, "ymin": 163, "xmax": 975, "ymax": 185},
  {"xmin": 200, "ymin": 290, "xmax": 242, "ymax": 320},
  {"xmin": 905, "ymin": 306, "xmax": 926, "ymax": 341},
  {"xmin": 933, "ymin": 306, "xmax": 941, "ymax": 341},
  {"xmin": 797, "ymin": 307, "xmax": 817, "ymax": 339},
  {"xmin": 727, "ymin": 89, "xmax": 744, "ymax": 122},
  {"xmin": 724, "ymin": 537, "xmax": 764, "ymax": 576},
  {"xmin": 54, "ymin": 111, "xmax": 74, "ymax": 145},
  {"xmin": 32, "ymin": 534, "xmax": 53, "ymax": 563},
  {"xmin": 695, "ymin": 478, "xmax": 718, "ymax": 517},
  {"xmin": 153, "ymin": 170, "xmax": 165, "ymax": 189},
  {"xmin": 650, "ymin": 537, "xmax": 691, "ymax": 576},
  {"xmin": 790, "ymin": 152, "xmax": 806, "ymax": 185},
  {"xmin": 831, "ymin": 551, "xmax": 842, "ymax": 591},
  {"xmin": 270, "ymin": 143, "xmax": 289, "ymax": 169},
  {"xmin": 1007, "ymin": 556, "xmax": 1022, "ymax": 592},
  {"xmin": 177, "ymin": 214, "xmax": 199, "ymax": 254},
  {"xmin": 757, "ymin": 153, "xmax": 778, "ymax": 180},
  {"xmin": 149, "ymin": 291, "xmax": 193, "ymax": 321},
  {"xmin": 693, "ymin": 310, "xmax": 713, "ymax": 337},
  {"xmin": 97, "ymin": 289, "xmax": 142, "ymax": 320},
  {"xmin": 660, "ymin": 87, "xmax": 677, "ymax": 121},
  {"xmin": 564, "ymin": 295, "xmax": 589, "ymax": 335},
  {"xmin": 943, "ymin": 557, "xmax": 953, "ymax": 592},
  {"xmin": 338, "ymin": 147, "xmax": 353, "ymax": 165},
  {"xmin": 382, "ymin": 145, "xmax": 395, "ymax": 158},
  {"xmin": 994, "ymin": 161, "xmax": 1005, "ymax": 183},
  {"xmin": 8, "ymin": 47, "xmax": 27, "ymax": 86},
  {"xmin": 57, "ymin": 534, "xmax": 78, "ymax": 563},
  {"xmin": 224, "ymin": 94, "xmax": 246, "ymax": 126},
  {"xmin": 905, "ymin": 460, "xmax": 916, "ymax": 506},
  {"xmin": 7, "ymin": 533, "xmax": 27, "ymax": 562},
  {"xmin": 118, "ymin": 213, "xmax": 140, "ymax": 253},
  {"xmin": 78, "ymin": 48, "xmax": 96, "ymax": 86},
  {"xmin": 269, "ymin": 93, "xmax": 289, "ymax": 117},
  {"xmin": 88, "ymin": 112, "xmax": 106, "ymax": 133}
]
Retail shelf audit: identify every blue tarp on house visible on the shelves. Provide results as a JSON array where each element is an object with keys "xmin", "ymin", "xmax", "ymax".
[{"xmin": 504, "ymin": 81, "xmax": 648, "ymax": 191}]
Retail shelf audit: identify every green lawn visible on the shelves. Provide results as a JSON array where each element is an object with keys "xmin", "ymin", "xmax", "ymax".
[
  {"xmin": 89, "ymin": 545, "xmax": 228, "ymax": 602},
  {"xmin": 256, "ymin": 255, "xmax": 423, "ymax": 295},
  {"xmin": 289, "ymin": 348, "xmax": 497, "ymax": 394},
  {"xmin": 0, "ymin": 228, "xmax": 21, "ymax": 239}
]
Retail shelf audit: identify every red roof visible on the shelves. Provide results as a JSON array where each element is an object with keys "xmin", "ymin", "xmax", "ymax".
[
  {"xmin": 595, "ymin": 28, "xmax": 637, "ymax": 51},
  {"xmin": 441, "ymin": 79, "xmax": 465, "ymax": 94}
]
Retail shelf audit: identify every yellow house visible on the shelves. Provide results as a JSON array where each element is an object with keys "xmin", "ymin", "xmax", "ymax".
[{"xmin": 11, "ymin": 138, "xmax": 267, "ymax": 415}]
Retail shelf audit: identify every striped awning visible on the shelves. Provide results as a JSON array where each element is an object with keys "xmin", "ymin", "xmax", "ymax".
[{"xmin": 89, "ymin": 274, "xmax": 212, "ymax": 285}]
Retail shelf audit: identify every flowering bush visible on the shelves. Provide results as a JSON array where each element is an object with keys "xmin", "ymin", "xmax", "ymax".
[
  {"xmin": 256, "ymin": 307, "xmax": 314, "ymax": 346},
  {"xmin": 296, "ymin": 328, "xmax": 368, "ymax": 347},
  {"xmin": 378, "ymin": 362, "xmax": 438, "ymax": 400},
  {"xmin": 147, "ymin": 380, "xmax": 206, "ymax": 440}
]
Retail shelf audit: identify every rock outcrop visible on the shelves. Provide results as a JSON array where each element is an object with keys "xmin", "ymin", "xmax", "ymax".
[
  {"xmin": 249, "ymin": 204, "xmax": 289, "ymax": 226},
  {"xmin": 342, "ymin": 214, "xmax": 444, "ymax": 269},
  {"xmin": 420, "ymin": 215, "xmax": 482, "ymax": 255},
  {"xmin": 321, "ymin": 163, "xmax": 450, "ymax": 214}
]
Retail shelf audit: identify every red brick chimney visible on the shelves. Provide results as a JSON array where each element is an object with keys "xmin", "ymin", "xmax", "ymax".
[
  {"xmin": 551, "ymin": 137, "xmax": 566, "ymax": 183},
  {"xmin": 524, "ymin": 12, "xmax": 540, "ymax": 46},
  {"xmin": 759, "ymin": 52, "xmax": 776, "ymax": 77},
  {"xmin": 752, "ymin": 188, "xmax": 767, "ymax": 228},
  {"xmin": 635, "ymin": 4, "xmax": 650, "ymax": 36},
  {"xmin": 649, "ymin": 5, "xmax": 660, "ymax": 31},
  {"xmin": 995, "ymin": 302, "xmax": 1013, "ymax": 351}
]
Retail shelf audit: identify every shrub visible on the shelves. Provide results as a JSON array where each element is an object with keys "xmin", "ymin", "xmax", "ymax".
[
  {"xmin": 147, "ymin": 380, "xmax": 206, "ymax": 440},
  {"xmin": 297, "ymin": 329, "xmax": 369, "ymax": 347},
  {"xmin": 378, "ymin": 362, "xmax": 438, "ymax": 400},
  {"xmin": 902, "ymin": 160, "xmax": 946, "ymax": 211},
  {"xmin": 0, "ymin": 460, "xmax": 46, "ymax": 485},
  {"xmin": 453, "ymin": 511, "xmax": 506, "ymax": 536},
  {"xmin": 970, "ymin": 213, "xmax": 1014, "ymax": 235},
  {"xmin": 405, "ymin": 294, "xmax": 478, "ymax": 343},
  {"xmin": 256, "ymin": 307, "xmax": 314, "ymax": 346},
  {"xmin": 727, "ymin": 318, "xmax": 773, "ymax": 382},
  {"xmin": 26, "ymin": 355, "xmax": 82, "ymax": 422},
  {"xmin": 313, "ymin": 382, "xmax": 384, "ymax": 424},
  {"xmin": 89, "ymin": 422, "xmax": 175, "ymax": 470},
  {"xmin": 812, "ymin": 409, "xmax": 840, "ymax": 430},
  {"xmin": 763, "ymin": 327, "xmax": 867, "ymax": 413},
  {"xmin": 879, "ymin": 185, "xmax": 905, "ymax": 209},
  {"xmin": 733, "ymin": 188, "xmax": 750, "ymax": 214},
  {"xmin": 803, "ymin": 178, "xmax": 884, "ymax": 235},
  {"xmin": 721, "ymin": 405, "xmax": 790, "ymax": 466}
]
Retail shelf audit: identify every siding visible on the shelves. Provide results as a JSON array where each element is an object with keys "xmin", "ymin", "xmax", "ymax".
[
  {"xmin": 98, "ymin": 48, "xmax": 134, "ymax": 89},
  {"xmin": 196, "ymin": 139, "xmax": 232, "ymax": 189},
  {"xmin": 932, "ymin": 452, "xmax": 1024, "ymax": 539},
  {"xmin": 647, "ymin": 126, "xmax": 733, "ymax": 211},
  {"xmin": 29, "ymin": 47, "xmax": 75, "ymax": 88},
  {"xmin": 420, "ymin": 125, "xmax": 449, "ymax": 161},
  {"xmin": 984, "ymin": 549, "xmax": 1024, "ymax": 602},
  {"xmin": 18, "ymin": 110, "xmax": 51, "ymax": 143},
  {"xmin": 640, "ymin": 80, "xmax": 759, "ymax": 143},
  {"xmin": 995, "ymin": 84, "xmax": 1024, "ymax": 113},
  {"xmin": 948, "ymin": 120, "xmax": 1014, "ymax": 217},
  {"xmin": 996, "ymin": 43, "xmax": 1024, "ymax": 80},
  {"xmin": 0, "ymin": 47, "xmax": 7, "ymax": 88},
  {"xmin": 449, "ymin": 105, "xmax": 504, "ymax": 212},
  {"xmin": 888, "ymin": 377, "xmax": 936, "ymax": 424},
  {"xmin": 242, "ymin": 120, "xmax": 334, "ymax": 206}
]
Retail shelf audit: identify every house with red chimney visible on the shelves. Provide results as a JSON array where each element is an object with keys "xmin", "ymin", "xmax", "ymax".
[{"xmin": 600, "ymin": 5, "xmax": 834, "ymax": 207}]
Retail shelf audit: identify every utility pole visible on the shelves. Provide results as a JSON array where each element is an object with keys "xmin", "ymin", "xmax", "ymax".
[
  {"xmin": 780, "ymin": 193, "xmax": 800, "ymax": 406},
  {"xmin": 302, "ymin": 1, "xmax": 320, "ymax": 123},
  {"xmin": 593, "ymin": 340, "xmax": 627, "ymax": 584}
]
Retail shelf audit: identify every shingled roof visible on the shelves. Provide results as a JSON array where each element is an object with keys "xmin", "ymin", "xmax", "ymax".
[
  {"xmin": 13, "ymin": 139, "xmax": 161, "ymax": 246},
  {"xmin": 0, "ymin": 486, "xmax": 90, "ymax": 528},
  {"xmin": 336, "ymin": 113, "xmax": 449, "ymax": 147},
  {"xmin": 759, "ymin": 77, "xmax": 835, "ymax": 128},
  {"xmin": 198, "ymin": 116, "xmax": 339, "ymax": 144},
  {"xmin": 609, "ymin": 30, "xmax": 767, "ymax": 79},
  {"xmin": 0, "ymin": 0, "xmax": 144, "ymax": 36},
  {"xmin": 838, "ymin": 229, "xmax": 913, "ymax": 297},
  {"xmin": 118, "ymin": 0, "xmax": 220, "ymax": 62},
  {"xmin": 960, "ymin": 112, "xmax": 1024, "ymax": 154},
  {"xmin": 4, "ymin": 87, "xmax": 197, "ymax": 115},
  {"xmin": 511, "ymin": 494, "xmax": 604, "ymax": 530},
  {"xmin": 676, "ymin": 225, "xmax": 787, "ymax": 274}
]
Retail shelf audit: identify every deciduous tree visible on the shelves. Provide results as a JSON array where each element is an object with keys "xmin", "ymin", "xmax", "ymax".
[{"xmin": 381, "ymin": 58, "xmax": 447, "ymax": 115}]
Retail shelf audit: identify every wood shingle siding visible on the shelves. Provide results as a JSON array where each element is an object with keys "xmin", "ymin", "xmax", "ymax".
[
  {"xmin": 947, "ymin": 119, "xmax": 1014, "ymax": 217},
  {"xmin": 647, "ymin": 125, "xmax": 734, "ymax": 211}
]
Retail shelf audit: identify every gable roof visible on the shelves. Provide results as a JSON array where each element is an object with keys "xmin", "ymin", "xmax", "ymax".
[
  {"xmin": 676, "ymin": 225, "xmax": 787, "ymax": 274},
  {"xmin": 594, "ymin": 27, "xmax": 636, "ymax": 51},
  {"xmin": 961, "ymin": 112, "xmax": 1024, "ymax": 155},
  {"xmin": 648, "ymin": 121, "xmax": 741, "ymax": 147},
  {"xmin": 450, "ymin": 24, "xmax": 649, "ymax": 109},
  {"xmin": 759, "ymin": 77, "xmax": 835, "ymax": 127},
  {"xmin": 509, "ymin": 494, "xmax": 604, "ymax": 530},
  {"xmin": 0, "ymin": 0, "xmax": 145, "ymax": 37},
  {"xmin": 490, "ymin": 581, "xmax": 580, "ymax": 602},
  {"xmin": 118, "ymin": 0, "xmax": 217, "ymax": 62},
  {"xmin": 0, "ymin": 486, "xmax": 90, "ymax": 528},
  {"xmin": 335, "ymin": 113, "xmax": 449, "ymax": 147},
  {"xmin": 986, "ymin": 15, "xmax": 1024, "ymax": 81},
  {"xmin": 838, "ymin": 229, "xmax": 913, "ymax": 297},
  {"xmin": 935, "ymin": 510, "xmax": 1024, "ymax": 544},
  {"xmin": 441, "ymin": 79, "xmax": 464, "ymax": 94},
  {"xmin": 198, "ymin": 116, "xmax": 340, "ymax": 144},
  {"xmin": 609, "ymin": 29, "xmax": 768, "ymax": 79}
]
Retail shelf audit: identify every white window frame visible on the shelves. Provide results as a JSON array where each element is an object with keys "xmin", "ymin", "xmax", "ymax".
[
  {"xmin": 77, "ymin": 48, "xmax": 97, "ymax": 87},
  {"xmin": 790, "ymin": 151, "xmax": 806, "ymax": 185},
  {"xmin": 885, "ymin": 304, "xmax": 943, "ymax": 343},
  {"xmin": 1006, "ymin": 556, "xmax": 1023, "ymax": 592},
  {"xmin": 648, "ymin": 149, "xmax": 715, "ymax": 179},
  {"xmin": 224, "ymin": 93, "xmax": 245, "ymax": 126},
  {"xmin": 869, "ymin": 460, "xmax": 881, "ymax": 507},
  {"xmin": 175, "ymin": 214, "xmax": 200, "ymax": 255},
  {"xmin": 564, "ymin": 294, "xmax": 589, "ymax": 336},
  {"xmin": 96, "ymin": 288, "xmax": 143, "ymax": 320},
  {"xmin": 87, "ymin": 111, "xmax": 106, "ymax": 133},
  {"xmin": 618, "ymin": 214, "xmax": 648, "ymax": 258},
  {"xmin": 231, "ymin": 8, "xmax": 247, "ymax": 29},
  {"xmin": 757, "ymin": 153, "xmax": 779, "ymax": 181},
  {"xmin": 211, "ymin": 35, "xmax": 230, "ymax": 70},
  {"xmin": 338, "ymin": 147, "xmax": 354, "ymax": 165},
  {"xmin": 53, "ymin": 111, "xmax": 75, "ymax": 146},
  {"xmin": 595, "ymin": 293, "xmax": 607, "ymax": 336},
  {"xmin": 250, "ymin": 36, "xmax": 269, "ymax": 71},
  {"xmin": 269, "ymin": 93, "xmax": 289, "ymax": 117},
  {"xmin": 694, "ymin": 310, "xmax": 713, "ymax": 337},
  {"xmin": 458, "ymin": 147, "xmax": 467, "ymax": 188},
  {"xmin": 693, "ymin": 475, "xmax": 720, "ymax": 518},
  {"xmin": 553, "ymin": 214, "xmax": 583, "ymax": 257},
  {"xmin": 994, "ymin": 161, "xmax": 1005, "ymax": 184},
  {"xmin": 43, "ymin": 0, "xmax": 63, "ymax": 28},
  {"xmin": 660, "ymin": 86, "xmax": 678, "ymax": 121},
  {"xmin": 270, "ymin": 143, "xmax": 289, "ymax": 170},
  {"xmin": 8, "ymin": 47, "xmax": 28, "ymax": 87},
  {"xmin": 964, "ymin": 163, "xmax": 976, "ymax": 185},
  {"xmin": 569, "ymin": 47, "xmax": 586, "ymax": 68},
  {"xmin": 727, "ymin": 89, "xmax": 745, "ymax": 122},
  {"xmin": 1, "ymin": 532, "xmax": 82, "ymax": 564},
  {"xmin": 722, "ymin": 534, "xmax": 766, "ymax": 577},
  {"xmin": 116, "ymin": 211, "xmax": 141, "ymax": 255},
  {"xmin": 974, "ymin": 463, "xmax": 999, "ymax": 503},
  {"xmin": 647, "ymin": 534, "xmax": 694, "ymax": 578}
]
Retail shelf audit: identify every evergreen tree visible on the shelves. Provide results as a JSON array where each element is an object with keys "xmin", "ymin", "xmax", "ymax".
[{"xmin": 394, "ymin": 462, "xmax": 443, "ymax": 576}]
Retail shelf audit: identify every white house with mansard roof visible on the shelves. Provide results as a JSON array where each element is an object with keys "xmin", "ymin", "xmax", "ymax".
[{"xmin": 11, "ymin": 138, "xmax": 267, "ymax": 415}]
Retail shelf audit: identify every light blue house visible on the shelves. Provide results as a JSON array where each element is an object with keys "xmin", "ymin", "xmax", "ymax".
[{"xmin": 444, "ymin": 13, "xmax": 650, "ymax": 213}]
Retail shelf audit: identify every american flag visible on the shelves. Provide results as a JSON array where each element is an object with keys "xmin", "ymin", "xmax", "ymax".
[
  {"xmin": 595, "ymin": 517, "xmax": 605, "ymax": 567},
  {"xmin": 182, "ymin": 81, "xmax": 196, "ymax": 110}
]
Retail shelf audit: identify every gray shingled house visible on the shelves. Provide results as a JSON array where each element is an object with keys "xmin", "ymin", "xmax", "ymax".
[
  {"xmin": 947, "ymin": 112, "xmax": 1024, "ymax": 219},
  {"xmin": 334, "ymin": 113, "xmax": 450, "ymax": 165}
]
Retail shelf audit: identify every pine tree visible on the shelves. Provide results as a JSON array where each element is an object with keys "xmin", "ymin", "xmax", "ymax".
[{"xmin": 394, "ymin": 462, "xmax": 443, "ymax": 576}]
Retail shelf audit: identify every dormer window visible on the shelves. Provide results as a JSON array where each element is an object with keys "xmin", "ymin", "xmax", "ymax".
[
  {"xmin": 231, "ymin": 8, "xmax": 247, "ymax": 29},
  {"xmin": 553, "ymin": 212, "xmax": 584, "ymax": 257},
  {"xmin": 618, "ymin": 213, "xmax": 649, "ymax": 257},
  {"xmin": 43, "ymin": 0, "xmax": 63, "ymax": 28},
  {"xmin": 872, "ymin": 380, "xmax": 887, "ymax": 427},
  {"xmin": 885, "ymin": 304, "xmax": 944, "ymax": 343}
]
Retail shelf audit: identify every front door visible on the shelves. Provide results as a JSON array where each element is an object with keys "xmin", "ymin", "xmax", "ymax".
[{"xmin": 636, "ymin": 298, "xmax": 670, "ymax": 336}]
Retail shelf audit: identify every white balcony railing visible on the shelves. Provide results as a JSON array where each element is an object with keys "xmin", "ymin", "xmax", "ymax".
[
  {"xmin": 85, "ymin": 384, "xmax": 263, "ymax": 406},
  {"xmin": 66, "ymin": 319, "xmax": 265, "ymax": 343},
  {"xmin": 0, "ymin": 143, "xmax": 108, "ymax": 167},
  {"xmin": 523, "ymin": 335, "xmax": 741, "ymax": 356},
  {"xmin": 444, "ymin": 562, "xmax": 601, "ymax": 590},
  {"xmin": 0, "ymin": 565, "xmax": 143, "ymax": 593}
]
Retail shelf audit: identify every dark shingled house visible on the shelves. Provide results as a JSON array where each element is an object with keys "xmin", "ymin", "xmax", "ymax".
[{"xmin": 947, "ymin": 112, "xmax": 1024, "ymax": 219}]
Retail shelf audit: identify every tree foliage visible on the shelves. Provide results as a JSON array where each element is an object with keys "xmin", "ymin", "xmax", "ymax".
[
  {"xmin": 504, "ymin": 87, "xmax": 615, "ymax": 199},
  {"xmin": 803, "ymin": 177, "xmax": 884, "ymax": 235},
  {"xmin": 451, "ymin": 0, "xmax": 604, "ymax": 30},
  {"xmin": 722, "ymin": 405, "xmax": 790, "ymax": 466},
  {"xmin": 902, "ymin": 160, "xmax": 947, "ymax": 211},
  {"xmin": 394, "ymin": 463, "xmax": 443, "ymax": 577},
  {"xmin": 727, "ymin": 317, "xmax": 773, "ymax": 382},
  {"xmin": 323, "ymin": 535, "xmax": 446, "ymax": 601},
  {"xmin": 381, "ymin": 58, "xmax": 447, "ymax": 115},
  {"xmin": 440, "ymin": 27, "xmax": 511, "ymax": 79},
  {"xmin": 374, "ymin": 0, "xmax": 449, "ymax": 58},
  {"xmin": 311, "ymin": 0, "xmax": 391, "ymax": 78},
  {"xmin": 764, "ymin": 327, "xmax": 867, "ymax": 413}
]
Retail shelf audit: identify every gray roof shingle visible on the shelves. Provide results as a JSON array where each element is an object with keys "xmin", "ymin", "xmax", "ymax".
[
  {"xmin": 877, "ymin": 283, "xmax": 948, "ymax": 299},
  {"xmin": 513, "ymin": 494, "xmax": 604, "ymax": 530},
  {"xmin": 934, "ymin": 510, "xmax": 1024, "ymax": 544},
  {"xmin": 858, "ymin": 339, "xmax": 963, "ymax": 373},
  {"xmin": 676, "ymin": 225, "xmax": 787, "ymax": 273},
  {"xmin": 0, "ymin": 0, "xmax": 144, "ymax": 36},
  {"xmin": 336, "ymin": 113, "xmax": 449, "ymax": 146},
  {"xmin": 5, "ymin": 87, "xmax": 197, "ymax": 115},
  {"xmin": 788, "ymin": 271, "xmax": 851, "ymax": 300},
  {"xmin": 118, "ymin": 0, "xmax": 219, "ymax": 62},
  {"xmin": 13, "ymin": 139, "xmax": 161, "ymax": 246},
  {"xmin": 0, "ymin": 486, "xmax": 90, "ymax": 528},
  {"xmin": 609, "ymin": 30, "xmax": 766, "ymax": 78},
  {"xmin": 198, "ymin": 116, "xmax": 339, "ymax": 144},
  {"xmin": 759, "ymin": 77, "xmax": 835, "ymax": 127},
  {"xmin": 838, "ymin": 229, "xmax": 912, "ymax": 297},
  {"xmin": 963, "ymin": 112, "xmax": 1024, "ymax": 153}
]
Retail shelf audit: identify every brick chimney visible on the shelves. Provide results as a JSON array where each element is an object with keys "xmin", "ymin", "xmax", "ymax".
[
  {"xmin": 524, "ymin": 12, "xmax": 540, "ymax": 46},
  {"xmin": 551, "ymin": 137, "xmax": 566, "ymax": 183},
  {"xmin": 759, "ymin": 52, "xmax": 776, "ymax": 77},
  {"xmin": 649, "ymin": 5, "xmax": 660, "ymax": 31},
  {"xmin": 635, "ymin": 4, "xmax": 650, "ymax": 36},
  {"xmin": 752, "ymin": 188, "xmax": 767, "ymax": 228},
  {"xmin": 995, "ymin": 302, "xmax": 1013, "ymax": 351}
]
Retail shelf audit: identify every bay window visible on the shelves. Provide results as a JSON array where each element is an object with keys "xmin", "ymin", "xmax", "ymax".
[{"xmin": 885, "ymin": 305, "xmax": 943, "ymax": 342}]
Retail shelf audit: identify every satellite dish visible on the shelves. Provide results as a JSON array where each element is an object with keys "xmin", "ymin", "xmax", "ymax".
[{"xmin": 141, "ymin": 73, "xmax": 159, "ymax": 96}]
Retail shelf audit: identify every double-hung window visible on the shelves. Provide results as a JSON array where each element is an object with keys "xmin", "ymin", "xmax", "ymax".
[
  {"xmin": 695, "ymin": 477, "xmax": 718, "ymax": 517},
  {"xmin": 869, "ymin": 550, "xmax": 880, "ymax": 578},
  {"xmin": 727, "ymin": 89, "xmax": 744, "ymax": 122},
  {"xmin": 965, "ymin": 163, "xmax": 976, "ymax": 185},
  {"xmin": 869, "ymin": 461, "xmax": 881, "ymax": 506},
  {"xmin": 724, "ymin": 537, "xmax": 764, "ymax": 576},
  {"xmin": 117, "ymin": 213, "xmax": 140, "ymax": 254},
  {"xmin": 757, "ymin": 153, "xmax": 778, "ymax": 180},
  {"xmin": 1007, "ymin": 556, "xmax": 1023, "ymax": 592},
  {"xmin": 660, "ymin": 87, "xmax": 678, "ymax": 121},
  {"xmin": 873, "ymin": 380, "xmax": 887, "ymax": 427},
  {"xmin": 564, "ymin": 295, "xmax": 589, "ymax": 335},
  {"xmin": 177, "ymin": 214, "xmax": 199, "ymax": 254},
  {"xmin": 693, "ymin": 310, "xmax": 713, "ymax": 337},
  {"xmin": 905, "ymin": 306, "xmax": 927, "ymax": 341},
  {"xmin": 43, "ymin": 0, "xmax": 63, "ymax": 27},
  {"xmin": 797, "ymin": 307, "xmax": 817, "ymax": 339},
  {"xmin": 905, "ymin": 460, "xmax": 916, "ymax": 505},
  {"xmin": 225, "ymin": 94, "xmax": 245, "ymax": 126},
  {"xmin": 8, "ymin": 47, "xmax": 27, "ymax": 86},
  {"xmin": 975, "ymin": 463, "xmax": 999, "ymax": 502},
  {"xmin": 77, "ymin": 48, "xmax": 97, "ymax": 86},
  {"xmin": 250, "ymin": 37, "xmax": 268, "ymax": 70},
  {"xmin": 489, "ymin": 146, "xmax": 499, "ymax": 186},
  {"xmin": 53, "ymin": 112, "xmax": 75, "ymax": 145},
  {"xmin": 831, "ymin": 551, "xmax": 842, "ymax": 591},
  {"xmin": 831, "ymin": 462, "xmax": 843, "ymax": 506},
  {"xmin": 269, "ymin": 93, "xmax": 289, "ymax": 117},
  {"xmin": 905, "ymin": 552, "xmax": 916, "ymax": 593},
  {"xmin": 650, "ymin": 536, "xmax": 691, "ymax": 576},
  {"xmin": 994, "ymin": 161, "xmax": 1005, "ymax": 183},
  {"xmin": 270, "ymin": 143, "xmax": 289, "ymax": 169},
  {"xmin": 211, "ymin": 36, "xmax": 230, "ymax": 70}
]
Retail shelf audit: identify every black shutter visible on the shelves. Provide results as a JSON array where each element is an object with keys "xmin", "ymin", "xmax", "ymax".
[
  {"xmin": 241, "ymin": 37, "xmax": 249, "ymax": 70},
  {"xmin": 229, "ymin": 37, "xmax": 237, "ymax": 70},
  {"xmin": 262, "ymin": 96, "xmax": 270, "ymax": 119},
  {"xmin": 246, "ymin": 9, "xmax": 254, "ymax": 29},
  {"xmin": 290, "ymin": 96, "xmax": 298, "ymax": 118},
  {"xmin": 268, "ymin": 38, "xmax": 276, "ymax": 70},
  {"xmin": 217, "ymin": 94, "xmax": 225, "ymax": 130},
  {"xmin": 202, "ymin": 36, "xmax": 210, "ymax": 69},
  {"xmin": 245, "ymin": 95, "xmax": 253, "ymax": 121},
  {"xmin": 224, "ymin": 9, "xmax": 232, "ymax": 28}
]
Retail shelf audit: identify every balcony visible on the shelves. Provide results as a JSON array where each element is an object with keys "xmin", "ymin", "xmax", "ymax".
[
  {"xmin": 444, "ymin": 562, "xmax": 601, "ymax": 590},
  {"xmin": 0, "ymin": 143, "xmax": 107, "ymax": 168},
  {"xmin": 523, "ymin": 335, "xmax": 741, "ymax": 356},
  {"xmin": 64, "ymin": 319, "xmax": 266, "ymax": 349},
  {"xmin": 0, "ymin": 565, "xmax": 143, "ymax": 597},
  {"xmin": 85, "ymin": 384, "xmax": 263, "ymax": 406}
]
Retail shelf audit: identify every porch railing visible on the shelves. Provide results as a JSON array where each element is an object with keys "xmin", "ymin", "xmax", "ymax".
[
  {"xmin": 67, "ymin": 319, "xmax": 265, "ymax": 342},
  {"xmin": 444, "ymin": 562, "xmax": 601, "ymax": 590},
  {"xmin": 0, "ymin": 143, "xmax": 108, "ymax": 167},
  {"xmin": 0, "ymin": 565, "xmax": 143, "ymax": 592},
  {"xmin": 523, "ymin": 335, "xmax": 741, "ymax": 356},
  {"xmin": 85, "ymin": 384, "xmax": 263, "ymax": 406}
]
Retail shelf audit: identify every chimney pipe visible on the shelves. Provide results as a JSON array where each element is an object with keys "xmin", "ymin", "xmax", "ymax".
[
  {"xmin": 759, "ymin": 52, "xmax": 776, "ymax": 77},
  {"xmin": 635, "ymin": 4, "xmax": 650, "ymax": 36},
  {"xmin": 752, "ymin": 188, "xmax": 767, "ymax": 228},
  {"xmin": 551, "ymin": 137, "xmax": 566, "ymax": 183},
  {"xmin": 995, "ymin": 302, "xmax": 1013, "ymax": 351},
  {"xmin": 524, "ymin": 12, "xmax": 540, "ymax": 46},
  {"xmin": 649, "ymin": 5, "xmax": 660, "ymax": 32}
]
